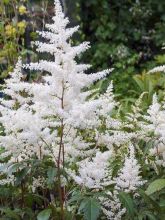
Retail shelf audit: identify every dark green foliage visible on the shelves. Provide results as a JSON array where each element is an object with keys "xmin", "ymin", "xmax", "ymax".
[
  {"xmin": 77, "ymin": 0, "xmax": 165, "ymax": 98},
  {"xmin": 146, "ymin": 179, "xmax": 165, "ymax": 195},
  {"xmin": 0, "ymin": 0, "xmax": 54, "ymax": 81},
  {"xmin": 37, "ymin": 209, "xmax": 52, "ymax": 220}
]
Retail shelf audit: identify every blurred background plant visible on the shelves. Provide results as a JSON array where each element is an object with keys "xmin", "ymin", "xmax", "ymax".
[
  {"xmin": 0, "ymin": 0, "xmax": 55, "ymax": 82},
  {"xmin": 0, "ymin": 0, "xmax": 28, "ymax": 80},
  {"xmin": 76, "ymin": 0, "xmax": 165, "ymax": 104}
]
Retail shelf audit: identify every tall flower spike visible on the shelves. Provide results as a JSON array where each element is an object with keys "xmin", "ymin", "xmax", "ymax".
[
  {"xmin": 23, "ymin": 0, "xmax": 114, "ymax": 133},
  {"xmin": 114, "ymin": 144, "xmax": 146, "ymax": 193},
  {"xmin": 149, "ymin": 65, "xmax": 165, "ymax": 73},
  {"xmin": 0, "ymin": 58, "xmax": 57, "ymax": 162},
  {"xmin": 68, "ymin": 150, "xmax": 113, "ymax": 189},
  {"xmin": 0, "ymin": 0, "xmax": 117, "ymax": 172},
  {"xmin": 142, "ymin": 94, "xmax": 165, "ymax": 166},
  {"xmin": 0, "ymin": 58, "xmax": 30, "ymax": 107},
  {"xmin": 54, "ymin": 0, "xmax": 63, "ymax": 15}
]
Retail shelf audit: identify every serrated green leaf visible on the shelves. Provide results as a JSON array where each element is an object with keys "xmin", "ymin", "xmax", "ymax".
[
  {"xmin": 68, "ymin": 191, "xmax": 82, "ymax": 204},
  {"xmin": 79, "ymin": 198, "xmax": 101, "ymax": 220},
  {"xmin": 146, "ymin": 179, "xmax": 165, "ymax": 195}
]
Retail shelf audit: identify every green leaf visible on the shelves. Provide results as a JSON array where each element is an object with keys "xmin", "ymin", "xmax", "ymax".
[
  {"xmin": 133, "ymin": 76, "xmax": 144, "ymax": 91},
  {"xmin": 26, "ymin": 193, "xmax": 49, "ymax": 207},
  {"xmin": 37, "ymin": 209, "xmax": 52, "ymax": 220},
  {"xmin": 79, "ymin": 198, "xmax": 101, "ymax": 220},
  {"xmin": 15, "ymin": 167, "xmax": 31, "ymax": 185},
  {"xmin": 138, "ymin": 189, "xmax": 161, "ymax": 212},
  {"xmin": 138, "ymin": 211, "xmax": 157, "ymax": 220},
  {"xmin": 7, "ymin": 162, "xmax": 24, "ymax": 174},
  {"xmin": 0, "ymin": 208, "xmax": 21, "ymax": 220},
  {"xmin": 3, "ymin": 0, "xmax": 10, "ymax": 4},
  {"xmin": 47, "ymin": 167, "xmax": 57, "ymax": 185},
  {"xmin": 68, "ymin": 190, "xmax": 82, "ymax": 204},
  {"xmin": 146, "ymin": 179, "xmax": 165, "ymax": 195},
  {"xmin": 118, "ymin": 191, "xmax": 135, "ymax": 218}
]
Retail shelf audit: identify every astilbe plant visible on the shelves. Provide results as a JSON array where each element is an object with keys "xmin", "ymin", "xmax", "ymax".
[{"xmin": 0, "ymin": 1, "xmax": 164, "ymax": 220}]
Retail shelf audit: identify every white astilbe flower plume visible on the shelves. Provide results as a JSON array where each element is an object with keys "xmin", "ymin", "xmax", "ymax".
[
  {"xmin": 148, "ymin": 48, "xmax": 165, "ymax": 74},
  {"xmin": 0, "ymin": 59, "xmax": 57, "ymax": 162},
  {"xmin": 1, "ymin": 58, "xmax": 30, "ymax": 107},
  {"xmin": 22, "ymin": 0, "xmax": 114, "ymax": 133},
  {"xmin": 142, "ymin": 94, "xmax": 165, "ymax": 166},
  {"xmin": 149, "ymin": 65, "xmax": 165, "ymax": 73},
  {"xmin": 100, "ymin": 191, "xmax": 126, "ymax": 220},
  {"xmin": 0, "ymin": 0, "xmax": 117, "ymax": 170},
  {"xmin": 100, "ymin": 145, "xmax": 146, "ymax": 220},
  {"xmin": 115, "ymin": 144, "xmax": 146, "ymax": 192},
  {"xmin": 68, "ymin": 150, "xmax": 113, "ymax": 189},
  {"xmin": 21, "ymin": 0, "xmax": 117, "ymax": 163}
]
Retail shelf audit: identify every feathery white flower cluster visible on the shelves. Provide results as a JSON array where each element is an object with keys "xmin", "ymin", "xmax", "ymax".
[
  {"xmin": 69, "ymin": 150, "xmax": 113, "ymax": 189},
  {"xmin": 31, "ymin": 176, "xmax": 46, "ymax": 193},
  {"xmin": 100, "ymin": 191, "xmax": 126, "ymax": 220},
  {"xmin": 114, "ymin": 145, "xmax": 146, "ymax": 192},
  {"xmin": 145, "ymin": 57, "xmax": 165, "ymax": 166},
  {"xmin": 0, "ymin": 2, "xmax": 122, "ymax": 194},
  {"xmin": 21, "ymin": 0, "xmax": 119, "ymax": 166},
  {"xmin": 0, "ymin": 1, "xmax": 148, "ymax": 219},
  {"xmin": 141, "ymin": 94, "xmax": 165, "ymax": 166},
  {"xmin": 0, "ymin": 0, "xmax": 115, "ymax": 164},
  {"xmin": 149, "ymin": 65, "xmax": 165, "ymax": 73},
  {"xmin": 0, "ymin": 174, "xmax": 15, "ymax": 186},
  {"xmin": 99, "ymin": 144, "xmax": 145, "ymax": 220}
]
